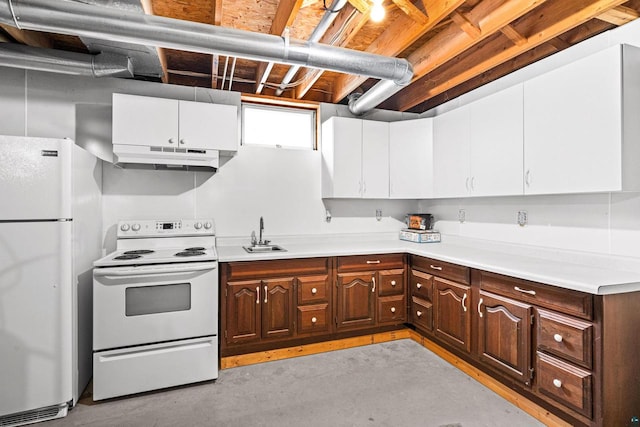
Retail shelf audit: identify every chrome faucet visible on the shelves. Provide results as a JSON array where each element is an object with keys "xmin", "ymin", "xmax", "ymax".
[{"xmin": 251, "ymin": 217, "xmax": 269, "ymax": 247}]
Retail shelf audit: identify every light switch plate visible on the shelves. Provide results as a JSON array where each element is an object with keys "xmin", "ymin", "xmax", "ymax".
[{"xmin": 458, "ymin": 209, "xmax": 466, "ymax": 223}]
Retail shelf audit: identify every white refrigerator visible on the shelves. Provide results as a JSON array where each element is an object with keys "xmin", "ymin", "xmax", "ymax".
[{"xmin": 0, "ymin": 136, "xmax": 102, "ymax": 425}]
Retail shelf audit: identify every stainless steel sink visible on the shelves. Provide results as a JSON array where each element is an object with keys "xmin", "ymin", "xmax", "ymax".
[{"xmin": 243, "ymin": 244, "xmax": 287, "ymax": 253}]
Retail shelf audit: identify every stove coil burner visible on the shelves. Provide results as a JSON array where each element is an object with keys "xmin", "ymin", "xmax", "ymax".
[
  {"xmin": 175, "ymin": 251, "xmax": 206, "ymax": 257},
  {"xmin": 184, "ymin": 247, "xmax": 205, "ymax": 252},
  {"xmin": 123, "ymin": 249, "xmax": 155, "ymax": 255},
  {"xmin": 114, "ymin": 254, "xmax": 142, "ymax": 260}
]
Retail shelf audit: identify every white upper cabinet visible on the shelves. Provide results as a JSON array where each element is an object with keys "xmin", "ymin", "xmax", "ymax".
[
  {"xmin": 362, "ymin": 120, "xmax": 390, "ymax": 198},
  {"xmin": 523, "ymin": 44, "xmax": 640, "ymax": 195},
  {"xmin": 112, "ymin": 93, "xmax": 238, "ymax": 151},
  {"xmin": 389, "ymin": 118, "xmax": 433, "ymax": 199},
  {"xmin": 433, "ymin": 105, "xmax": 470, "ymax": 198},
  {"xmin": 433, "ymin": 85, "xmax": 524, "ymax": 199},
  {"xmin": 469, "ymin": 84, "xmax": 524, "ymax": 197},
  {"xmin": 321, "ymin": 117, "xmax": 389, "ymax": 198}
]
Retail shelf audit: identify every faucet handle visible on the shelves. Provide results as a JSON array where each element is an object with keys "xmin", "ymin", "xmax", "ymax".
[
  {"xmin": 251, "ymin": 231, "xmax": 257, "ymax": 246},
  {"xmin": 264, "ymin": 239, "xmax": 271, "ymax": 245}
]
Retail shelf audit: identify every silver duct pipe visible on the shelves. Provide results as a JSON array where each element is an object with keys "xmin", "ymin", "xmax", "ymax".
[
  {"xmin": 274, "ymin": 0, "xmax": 348, "ymax": 97},
  {"xmin": 0, "ymin": 0, "xmax": 412, "ymax": 115},
  {"xmin": 0, "ymin": 43, "xmax": 133, "ymax": 77}
]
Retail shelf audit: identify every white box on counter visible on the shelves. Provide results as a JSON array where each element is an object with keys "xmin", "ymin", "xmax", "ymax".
[{"xmin": 399, "ymin": 229, "xmax": 441, "ymax": 243}]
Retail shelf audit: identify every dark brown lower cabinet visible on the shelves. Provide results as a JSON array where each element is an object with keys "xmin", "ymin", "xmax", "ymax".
[
  {"xmin": 336, "ymin": 272, "xmax": 376, "ymax": 330},
  {"xmin": 261, "ymin": 278, "xmax": 295, "ymax": 340},
  {"xmin": 434, "ymin": 277, "xmax": 471, "ymax": 352},
  {"xmin": 477, "ymin": 290, "xmax": 533, "ymax": 386}
]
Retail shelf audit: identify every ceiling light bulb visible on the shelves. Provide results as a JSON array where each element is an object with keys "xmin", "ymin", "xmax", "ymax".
[{"xmin": 370, "ymin": 1, "xmax": 385, "ymax": 22}]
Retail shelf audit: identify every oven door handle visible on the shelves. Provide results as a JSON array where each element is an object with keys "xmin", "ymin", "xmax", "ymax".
[{"xmin": 93, "ymin": 262, "xmax": 217, "ymax": 278}]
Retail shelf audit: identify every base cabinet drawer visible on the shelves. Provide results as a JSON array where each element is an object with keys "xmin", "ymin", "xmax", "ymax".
[
  {"xmin": 537, "ymin": 309, "xmax": 593, "ymax": 369},
  {"xmin": 536, "ymin": 351, "xmax": 592, "ymax": 418},
  {"xmin": 410, "ymin": 269, "xmax": 433, "ymax": 301},
  {"xmin": 378, "ymin": 295, "xmax": 406, "ymax": 324},
  {"xmin": 297, "ymin": 303, "xmax": 330, "ymax": 334},
  {"xmin": 411, "ymin": 296, "xmax": 432, "ymax": 332}
]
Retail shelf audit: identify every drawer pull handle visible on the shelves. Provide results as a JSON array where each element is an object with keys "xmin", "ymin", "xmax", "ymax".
[
  {"xmin": 311, "ymin": 317, "xmax": 317, "ymax": 324},
  {"xmin": 416, "ymin": 310, "xmax": 422, "ymax": 317},
  {"xmin": 391, "ymin": 280, "xmax": 396, "ymax": 286},
  {"xmin": 311, "ymin": 287, "xmax": 317, "ymax": 295},
  {"xmin": 416, "ymin": 283, "xmax": 422, "ymax": 289},
  {"xmin": 553, "ymin": 379, "xmax": 562, "ymax": 388},
  {"xmin": 553, "ymin": 334, "xmax": 563, "ymax": 343},
  {"xmin": 256, "ymin": 286, "xmax": 260, "ymax": 304},
  {"xmin": 429, "ymin": 265, "xmax": 443, "ymax": 271},
  {"xmin": 372, "ymin": 276, "xmax": 376, "ymax": 293},
  {"xmin": 366, "ymin": 260, "xmax": 381, "ymax": 264},
  {"xmin": 477, "ymin": 298, "xmax": 483, "ymax": 318},
  {"xmin": 462, "ymin": 293, "xmax": 468, "ymax": 312},
  {"xmin": 514, "ymin": 286, "xmax": 536, "ymax": 296},
  {"xmin": 391, "ymin": 307, "xmax": 396, "ymax": 313},
  {"xmin": 264, "ymin": 285, "xmax": 268, "ymax": 304}
]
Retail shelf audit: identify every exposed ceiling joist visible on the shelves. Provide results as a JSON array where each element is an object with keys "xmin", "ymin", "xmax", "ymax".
[
  {"xmin": 331, "ymin": 0, "xmax": 465, "ymax": 103},
  {"xmin": 387, "ymin": 0, "xmax": 627, "ymax": 111},
  {"xmin": 596, "ymin": 5, "xmax": 640, "ymax": 25},
  {"xmin": 294, "ymin": 3, "xmax": 370, "ymax": 99},
  {"xmin": 254, "ymin": 0, "xmax": 305, "ymax": 94},
  {"xmin": 347, "ymin": 0, "xmax": 371, "ymax": 14},
  {"xmin": 451, "ymin": 11, "xmax": 482, "ymax": 39},
  {"xmin": 390, "ymin": 0, "xmax": 429, "ymax": 25},
  {"xmin": 500, "ymin": 24, "xmax": 527, "ymax": 46}
]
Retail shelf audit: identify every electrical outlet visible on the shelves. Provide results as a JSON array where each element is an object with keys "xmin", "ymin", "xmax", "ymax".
[
  {"xmin": 458, "ymin": 209, "xmax": 466, "ymax": 223},
  {"xmin": 375, "ymin": 209, "xmax": 382, "ymax": 221},
  {"xmin": 517, "ymin": 210, "xmax": 528, "ymax": 227}
]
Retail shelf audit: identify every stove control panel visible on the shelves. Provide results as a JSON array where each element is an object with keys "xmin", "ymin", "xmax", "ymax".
[{"xmin": 117, "ymin": 219, "xmax": 214, "ymax": 238}]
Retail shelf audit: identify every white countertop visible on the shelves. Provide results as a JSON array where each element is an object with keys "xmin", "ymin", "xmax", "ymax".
[{"xmin": 216, "ymin": 233, "xmax": 640, "ymax": 295}]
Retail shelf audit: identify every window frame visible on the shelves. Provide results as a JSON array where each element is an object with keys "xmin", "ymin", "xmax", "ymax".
[{"xmin": 241, "ymin": 96, "xmax": 319, "ymax": 150}]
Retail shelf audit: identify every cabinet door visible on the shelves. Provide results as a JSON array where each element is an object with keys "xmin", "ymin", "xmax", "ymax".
[
  {"xmin": 524, "ymin": 46, "xmax": 622, "ymax": 195},
  {"xmin": 262, "ymin": 278, "xmax": 295, "ymax": 340},
  {"xmin": 321, "ymin": 117, "xmax": 363, "ymax": 198},
  {"xmin": 389, "ymin": 118, "xmax": 433, "ymax": 198},
  {"xmin": 361, "ymin": 120, "xmax": 389, "ymax": 198},
  {"xmin": 469, "ymin": 84, "xmax": 524, "ymax": 197},
  {"xmin": 478, "ymin": 291, "xmax": 533, "ymax": 386},
  {"xmin": 433, "ymin": 106, "xmax": 470, "ymax": 198},
  {"xmin": 225, "ymin": 280, "xmax": 261, "ymax": 345},
  {"xmin": 179, "ymin": 101, "xmax": 238, "ymax": 151},
  {"xmin": 112, "ymin": 93, "xmax": 178, "ymax": 148},
  {"xmin": 336, "ymin": 272, "xmax": 376, "ymax": 330},
  {"xmin": 434, "ymin": 277, "xmax": 471, "ymax": 352}
]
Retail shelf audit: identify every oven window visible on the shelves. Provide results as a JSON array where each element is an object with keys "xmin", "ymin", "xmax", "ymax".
[{"xmin": 125, "ymin": 283, "xmax": 191, "ymax": 316}]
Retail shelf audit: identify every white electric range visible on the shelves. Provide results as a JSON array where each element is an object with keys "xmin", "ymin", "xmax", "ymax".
[{"xmin": 92, "ymin": 219, "xmax": 219, "ymax": 401}]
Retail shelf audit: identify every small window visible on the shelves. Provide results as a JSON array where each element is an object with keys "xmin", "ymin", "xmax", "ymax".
[{"xmin": 242, "ymin": 103, "xmax": 316, "ymax": 150}]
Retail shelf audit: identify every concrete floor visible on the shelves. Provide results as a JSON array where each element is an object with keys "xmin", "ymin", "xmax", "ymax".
[{"xmin": 44, "ymin": 339, "xmax": 544, "ymax": 427}]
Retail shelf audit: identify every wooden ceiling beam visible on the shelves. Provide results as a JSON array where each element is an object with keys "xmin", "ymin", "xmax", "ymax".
[
  {"xmin": 500, "ymin": 24, "xmax": 527, "ymax": 46},
  {"xmin": 295, "ymin": 4, "xmax": 369, "ymax": 99},
  {"xmin": 596, "ymin": 5, "xmax": 640, "ymax": 26},
  {"xmin": 0, "ymin": 26, "xmax": 55, "ymax": 48},
  {"xmin": 389, "ymin": 0, "xmax": 627, "ymax": 111},
  {"xmin": 331, "ymin": 0, "xmax": 465, "ymax": 103},
  {"xmin": 347, "ymin": 0, "xmax": 371, "ymax": 14},
  {"xmin": 391, "ymin": 0, "xmax": 429, "ymax": 26},
  {"xmin": 451, "ymin": 11, "xmax": 481, "ymax": 39},
  {"xmin": 254, "ymin": 0, "xmax": 305, "ymax": 93}
]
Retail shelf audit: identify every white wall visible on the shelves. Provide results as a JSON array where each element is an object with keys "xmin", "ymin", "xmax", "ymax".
[{"xmin": 0, "ymin": 68, "xmax": 417, "ymax": 253}]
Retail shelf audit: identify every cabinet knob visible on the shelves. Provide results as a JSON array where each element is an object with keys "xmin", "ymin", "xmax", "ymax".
[
  {"xmin": 391, "ymin": 280, "xmax": 396, "ymax": 286},
  {"xmin": 180, "ymin": 139, "xmax": 186, "ymax": 145},
  {"xmin": 311, "ymin": 287, "xmax": 317, "ymax": 295},
  {"xmin": 553, "ymin": 379, "xmax": 562, "ymax": 388},
  {"xmin": 553, "ymin": 333, "xmax": 563, "ymax": 343},
  {"xmin": 390, "ymin": 307, "xmax": 396, "ymax": 313},
  {"xmin": 311, "ymin": 317, "xmax": 317, "ymax": 324},
  {"xmin": 416, "ymin": 310, "xmax": 422, "ymax": 317},
  {"xmin": 169, "ymin": 138, "xmax": 176, "ymax": 144},
  {"xmin": 416, "ymin": 283, "xmax": 422, "ymax": 289}
]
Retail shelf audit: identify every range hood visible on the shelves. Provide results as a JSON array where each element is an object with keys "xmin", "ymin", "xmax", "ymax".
[{"xmin": 113, "ymin": 144, "xmax": 219, "ymax": 171}]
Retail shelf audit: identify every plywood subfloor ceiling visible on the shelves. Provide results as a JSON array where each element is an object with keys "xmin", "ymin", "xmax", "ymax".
[{"xmin": 2, "ymin": 0, "xmax": 640, "ymax": 113}]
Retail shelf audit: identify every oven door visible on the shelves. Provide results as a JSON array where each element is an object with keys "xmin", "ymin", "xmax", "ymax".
[{"xmin": 93, "ymin": 261, "xmax": 218, "ymax": 351}]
